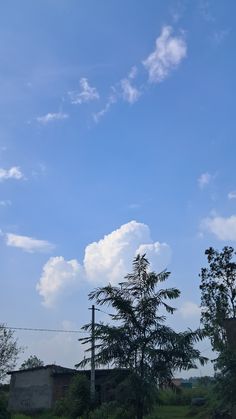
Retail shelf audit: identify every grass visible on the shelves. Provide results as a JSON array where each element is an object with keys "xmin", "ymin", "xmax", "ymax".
[{"xmin": 146, "ymin": 404, "xmax": 211, "ymax": 419}]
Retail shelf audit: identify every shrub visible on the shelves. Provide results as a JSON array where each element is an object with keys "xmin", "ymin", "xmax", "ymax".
[
  {"xmin": 0, "ymin": 392, "xmax": 10, "ymax": 419},
  {"xmin": 54, "ymin": 374, "xmax": 90, "ymax": 418},
  {"xmin": 86, "ymin": 402, "xmax": 135, "ymax": 419}
]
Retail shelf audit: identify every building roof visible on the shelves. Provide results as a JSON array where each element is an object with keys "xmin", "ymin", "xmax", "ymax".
[{"xmin": 8, "ymin": 364, "xmax": 77, "ymax": 375}]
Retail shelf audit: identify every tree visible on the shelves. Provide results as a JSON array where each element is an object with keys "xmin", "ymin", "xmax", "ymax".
[
  {"xmin": 20, "ymin": 355, "xmax": 44, "ymax": 370},
  {"xmin": 0, "ymin": 324, "xmax": 21, "ymax": 382},
  {"xmin": 199, "ymin": 246, "xmax": 236, "ymax": 352},
  {"xmin": 54, "ymin": 374, "xmax": 90, "ymax": 418},
  {"xmin": 199, "ymin": 247, "xmax": 236, "ymax": 415},
  {"xmin": 78, "ymin": 255, "xmax": 207, "ymax": 419}
]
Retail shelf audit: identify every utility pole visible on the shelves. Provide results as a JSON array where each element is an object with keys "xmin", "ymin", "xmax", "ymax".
[{"xmin": 89, "ymin": 304, "xmax": 95, "ymax": 404}]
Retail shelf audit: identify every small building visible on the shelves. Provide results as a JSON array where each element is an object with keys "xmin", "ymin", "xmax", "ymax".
[
  {"xmin": 8, "ymin": 365, "xmax": 76, "ymax": 413},
  {"xmin": 8, "ymin": 364, "xmax": 128, "ymax": 414}
]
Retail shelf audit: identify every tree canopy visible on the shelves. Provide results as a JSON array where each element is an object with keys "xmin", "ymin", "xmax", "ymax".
[
  {"xmin": 0, "ymin": 324, "xmax": 21, "ymax": 382},
  {"xmin": 20, "ymin": 355, "xmax": 44, "ymax": 370},
  {"xmin": 199, "ymin": 246, "xmax": 236, "ymax": 414},
  {"xmin": 200, "ymin": 246, "xmax": 236, "ymax": 352},
  {"xmin": 78, "ymin": 254, "xmax": 207, "ymax": 419}
]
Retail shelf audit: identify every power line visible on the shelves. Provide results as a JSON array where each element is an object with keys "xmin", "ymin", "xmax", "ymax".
[{"xmin": 3, "ymin": 326, "xmax": 87, "ymax": 334}]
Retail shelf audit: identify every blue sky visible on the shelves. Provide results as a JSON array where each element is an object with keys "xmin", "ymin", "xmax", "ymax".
[{"xmin": 1, "ymin": 0, "xmax": 236, "ymax": 376}]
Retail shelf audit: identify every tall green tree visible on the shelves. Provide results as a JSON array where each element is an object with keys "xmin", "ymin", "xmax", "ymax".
[
  {"xmin": 78, "ymin": 255, "xmax": 206, "ymax": 419},
  {"xmin": 0, "ymin": 324, "xmax": 21, "ymax": 382},
  {"xmin": 20, "ymin": 355, "xmax": 44, "ymax": 370},
  {"xmin": 199, "ymin": 246, "xmax": 236, "ymax": 352},
  {"xmin": 199, "ymin": 246, "xmax": 236, "ymax": 414}
]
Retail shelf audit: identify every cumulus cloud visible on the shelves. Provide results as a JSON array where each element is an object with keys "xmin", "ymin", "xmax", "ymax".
[
  {"xmin": 143, "ymin": 26, "xmax": 187, "ymax": 83},
  {"xmin": 136, "ymin": 242, "xmax": 171, "ymax": 273},
  {"xmin": 0, "ymin": 167, "xmax": 24, "ymax": 181},
  {"xmin": 202, "ymin": 215, "xmax": 236, "ymax": 241},
  {"xmin": 6, "ymin": 233, "xmax": 54, "ymax": 253},
  {"xmin": 179, "ymin": 301, "xmax": 201, "ymax": 319},
  {"xmin": 68, "ymin": 78, "xmax": 99, "ymax": 105},
  {"xmin": 36, "ymin": 257, "xmax": 83, "ymax": 307},
  {"xmin": 83, "ymin": 220, "xmax": 171, "ymax": 285},
  {"xmin": 228, "ymin": 191, "xmax": 236, "ymax": 200},
  {"xmin": 37, "ymin": 221, "xmax": 171, "ymax": 307},
  {"xmin": 37, "ymin": 112, "xmax": 69, "ymax": 124},
  {"xmin": 198, "ymin": 172, "xmax": 212, "ymax": 189}
]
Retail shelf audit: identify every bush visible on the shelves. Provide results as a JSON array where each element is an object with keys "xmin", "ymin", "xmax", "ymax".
[
  {"xmin": 54, "ymin": 374, "xmax": 90, "ymax": 418},
  {"xmin": 85, "ymin": 402, "xmax": 135, "ymax": 419},
  {"xmin": 158, "ymin": 387, "xmax": 209, "ymax": 406},
  {"xmin": 0, "ymin": 392, "xmax": 10, "ymax": 419}
]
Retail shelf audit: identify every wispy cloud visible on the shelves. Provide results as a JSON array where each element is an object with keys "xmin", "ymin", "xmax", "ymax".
[
  {"xmin": 212, "ymin": 29, "xmax": 230, "ymax": 46},
  {"xmin": 93, "ymin": 89, "xmax": 117, "ymax": 123},
  {"xmin": 143, "ymin": 26, "xmax": 187, "ymax": 83},
  {"xmin": 179, "ymin": 301, "xmax": 201, "ymax": 319},
  {"xmin": 0, "ymin": 200, "xmax": 12, "ymax": 207},
  {"xmin": 201, "ymin": 214, "xmax": 236, "ymax": 240},
  {"xmin": 198, "ymin": 172, "xmax": 212, "ymax": 189},
  {"xmin": 37, "ymin": 112, "xmax": 69, "ymax": 124},
  {"xmin": 121, "ymin": 79, "xmax": 140, "ymax": 104},
  {"xmin": 228, "ymin": 191, "xmax": 236, "ymax": 200},
  {"xmin": 0, "ymin": 167, "xmax": 24, "ymax": 181},
  {"xmin": 68, "ymin": 78, "xmax": 99, "ymax": 105},
  {"xmin": 6, "ymin": 233, "xmax": 54, "ymax": 253}
]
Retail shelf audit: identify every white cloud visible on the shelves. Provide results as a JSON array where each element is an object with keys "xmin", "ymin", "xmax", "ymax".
[
  {"xmin": 93, "ymin": 89, "xmax": 117, "ymax": 123},
  {"xmin": 136, "ymin": 242, "xmax": 171, "ymax": 273},
  {"xmin": 202, "ymin": 215, "xmax": 236, "ymax": 241},
  {"xmin": 83, "ymin": 220, "xmax": 171, "ymax": 285},
  {"xmin": 36, "ymin": 257, "xmax": 83, "ymax": 307},
  {"xmin": 37, "ymin": 112, "xmax": 69, "ymax": 124},
  {"xmin": 179, "ymin": 301, "xmax": 201, "ymax": 319},
  {"xmin": 143, "ymin": 26, "xmax": 187, "ymax": 83},
  {"xmin": 6, "ymin": 233, "xmax": 54, "ymax": 253},
  {"xmin": 121, "ymin": 79, "xmax": 140, "ymax": 104},
  {"xmin": 0, "ymin": 200, "xmax": 11, "ymax": 207},
  {"xmin": 0, "ymin": 167, "xmax": 24, "ymax": 181},
  {"xmin": 128, "ymin": 66, "xmax": 138, "ymax": 79},
  {"xmin": 198, "ymin": 172, "xmax": 212, "ymax": 189},
  {"xmin": 228, "ymin": 191, "xmax": 236, "ymax": 200},
  {"xmin": 68, "ymin": 78, "xmax": 99, "ymax": 105},
  {"xmin": 37, "ymin": 221, "xmax": 171, "ymax": 307}
]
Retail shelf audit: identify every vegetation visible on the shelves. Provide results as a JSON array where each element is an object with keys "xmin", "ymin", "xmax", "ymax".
[
  {"xmin": 78, "ymin": 254, "xmax": 207, "ymax": 419},
  {"xmin": 200, "ymin": 246, "xmax": 236, "ymax": 352},
  {"xmin": 200, "ymin": 246, "xmax": 236, "ymax": 416},
  {"xmin": 20, "ymin": 355, "xmax": 44, "ymax": 370},
  {"xmin": 0, "ymin": 324, "xmax": 21, "ymax": 382},
  {"xmin": 54, "ymin": 374, "xmax": 90, "ymax": 418}
]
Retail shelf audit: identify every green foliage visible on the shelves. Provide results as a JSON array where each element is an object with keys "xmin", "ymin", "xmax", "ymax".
[
  {"xmin": 0, "ymin": 324, "xmax": 21, "ymax": 382},
  {"xmin": 200, "ymin": 246, "xmax": 236, "ymax": 352},
  {"xmin": 84, "ymin": 401, "xmax": 135, "ymax": 419},
  {"xmin": 213, "ymin": 349, "xmax": 236, "ymax": 411},
  {"xmin": 78, "ymin": 255, "xmax": 207, "ymax": 419},
  {"xmin": 200, "ymin": 246, "xmax": 236, "ymax": 412},
  {"xmin": 20, "ymin": 355, "xmax": 44, "ymax": 370},
  {"xmin": 158, "ymin": 387, "xmax": 208, "ymax": 406},
  {"xmin": 0, "ymin": 391, "xmax": 10, "ymax": 419},
  {"xmin": 54, "ymin": 374, "xmax": 90, "ymax": 418},
  {"xmin": 145, "ymin": 405, "xmax": 192, "ymax": 419}
]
